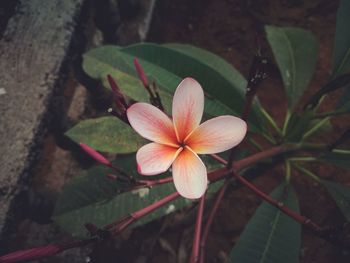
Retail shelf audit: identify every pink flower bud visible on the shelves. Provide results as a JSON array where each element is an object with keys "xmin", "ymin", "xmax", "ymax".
[
  {"xmin": 107, "ymin": 75, "xmax": 127, "ymax": 109},
  {"xmin": 79, "ymin": 143, "xmax": 112, "ymax": 167},
  {"xmin": 133, "ymin": 58, "xmax": 149, "ymax": 88}
]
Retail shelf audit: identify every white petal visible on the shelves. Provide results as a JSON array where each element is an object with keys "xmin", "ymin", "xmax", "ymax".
[
  {"xmin": 186, "ymin": 116, "xmax": 247, "ymax": 154},
  {"xmin": 127, "ymin": 103, "xmax": 178, "ymax": 147},
  {"xmin": 172, "ymin": 147, "xmax": 207, "ymax": 199},
  {"xmin": 137, "ymin": 143, "xmax": 182, "ymax": 175},
  {"xmin": 172, "ymin": 78, "xmax": 204, "ymax": 142}
]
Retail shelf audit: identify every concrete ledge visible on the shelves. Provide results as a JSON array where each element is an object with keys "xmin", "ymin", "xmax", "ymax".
[{"xmin": 0, "ymin": 0, "xmax": 85, "ymax": 242}]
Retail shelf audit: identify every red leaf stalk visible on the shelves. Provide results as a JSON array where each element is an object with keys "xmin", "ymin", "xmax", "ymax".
[
  {"xmin": 190, "ymin": 194, "xmax": 206, "ymax": 263},
  {"xmin": 79, "ymin": 143, "xmax": 112, "ymax": 166}
]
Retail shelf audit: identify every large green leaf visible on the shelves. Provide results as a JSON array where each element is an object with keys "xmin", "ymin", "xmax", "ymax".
[
  {"xmin": 66, "ymin": 116, "xmax": 146, "ymax": 153},
  {"xmin": 332, "ymin": 0, "xmax": 350, "ymax": 77},
  {"xmin": 54, "ymin": 182, "xmax": 190, "ymax": 238},
  {"xmin": 120, "ymin": 43, "xmax": 262, "ymax": 128},
  {"xmin": 82, "ymin": 44, "xmax": 264, "ymax": 133},
  {"xmin": 228, "ymin": 183, "xmax": 301, "ymax": 263},
  {"xmin": 322, "ymin": 180, "xmax": 350, "ymax": 221},
  {"xmin": 162, "ymin": 43, "xmax": 247, "ymax": 89},
  {"xmin": 53, "ymin": 154, "xmax": 224, "ymax": 238},
  {"xmin": 265, "ymin": 26, "xmax": 318, "ymax": 109}
]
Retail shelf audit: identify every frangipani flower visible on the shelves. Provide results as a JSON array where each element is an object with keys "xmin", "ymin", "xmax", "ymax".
[{"xmin": 127, "ymin": 78, "xmax": 247, "ymax": 199}]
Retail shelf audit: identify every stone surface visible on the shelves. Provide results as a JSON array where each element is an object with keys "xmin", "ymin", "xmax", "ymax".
[
  {"xmin": 0, "ymin": 0, "xmax": 158, "ymax": 260},
  {"xmin": 0, "ymin": 0, "xmax": 85, "ymax": 241}
]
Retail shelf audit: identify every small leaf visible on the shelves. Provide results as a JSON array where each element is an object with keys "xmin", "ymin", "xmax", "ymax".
[
  {"xmin": 66, "ymin": 116, "xmax": 146, "ymax": 154},
  {"xmin": 265, "ymin": 26, "xmax": 318, "ymax": 109},
  {"xmin": 332, "ymin": 0, "xmax": 350, "ymax": 77},
  {"xmin": 228, "ymin": 183, "xmax": 301, "ymax": 263},
  {"xmin": 322, "ymin": 180, "xmax": 350, "ymax": 221}
]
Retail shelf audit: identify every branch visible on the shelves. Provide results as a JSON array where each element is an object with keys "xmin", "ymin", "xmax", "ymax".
[
  {"xmin": 232, "ymin": 172, "xmax": 322, "ymax": 232},
  {"xmin": 190, "ymin": 194, "xmax": 206, "ymax": 263},
  {"xmin": 199, "ymin": 180, "xmax": 230, "ymax": 263},
  {"xmin": 227, "ymin": 54, "xmax": 268, "ymax": 168},
  {"xmin": 0, "ymin": 192, "xmax": 180, "ymax": 263}
]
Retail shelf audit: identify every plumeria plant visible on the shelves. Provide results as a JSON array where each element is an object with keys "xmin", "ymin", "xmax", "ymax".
[{"xmin": 1, "ymin": 1, "xmax": 350, "ymax": 263}]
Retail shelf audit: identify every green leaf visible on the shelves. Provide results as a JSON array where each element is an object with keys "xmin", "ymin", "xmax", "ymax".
[
  {"xmin": 54, "ymin": 181, "xmax": 190, "ymax": 238},
  {"xmin": 53, "ymin": 153, "xmax": 223, "ymax": 238},
  {"xmin": 82, "ymin": 44, "xmax": 265, "ymax": 133},
  {"xmin": 228, "ymin": 183, "xmax": 301, "ymax": 263},
  {"xmin": 322, "ymin": 180, "xmax": 350, "ymax": 221},
  {"xmin": 319, "ymin": 151, "xmax": 350, "ymax": 170},
  {"xmin": 265, "ymin": 26, "xmax": 318, "ymax": 109},
  {"xmin": 161, "ymin": 43, "xmax": 247, "ymax": 92},
  {"xmin": 66, "ymin": 116, "xmax": 146, "ymax": 154},
  {"xmin": 332, "ymin": 0, "xmax": 350, "ymax": 77},
  {"xmin": 120, "ymin": 43, "xmax": 263, "ymax": 129}
]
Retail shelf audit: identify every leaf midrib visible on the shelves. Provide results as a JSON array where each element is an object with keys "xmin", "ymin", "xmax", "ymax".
[
  {"xmin": 280, "ymin": 29, "xmax": 297, "ymax": 106},
  {"xmin": 259, "ymin": 207, "xmax": 282, "ymax": 263}
]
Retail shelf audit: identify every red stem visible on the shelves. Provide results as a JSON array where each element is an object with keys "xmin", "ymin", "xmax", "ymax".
[
  {"xmin": 199, "ymin": 180, "xmax": 230, "ymax": 263},
  {"xmin": 0, "ymin": 192, "xmax": 180, "ymax": 263},
  {"xmin": 190, "ymin": 195, "xmax": 206, "ymax": 263},
  {"xmin": 137, "ymin": 177, "xmax": 173, "ymax": 187},
  {"xmin": 200, "ymin": 143, "xmax": 321, "ymax": 258},
  {"xmin": 232, "ymin": 172, "xmax": 321, "ymax": 231},
  {"xmin": 0, "ymin": 144, "xmax": 303, "ymax": 263},
  {"xmin": 214, "ymin": 147, "xmax": 321, "ymax": 230},
  {"xmin": 104, "ymin": 191, "xmax": 180, "ymax": 233}
]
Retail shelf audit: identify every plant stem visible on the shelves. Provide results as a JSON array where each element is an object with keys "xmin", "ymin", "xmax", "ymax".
[
  {"xmin": 282, "ymin": 110, "xmax": 291, "ymax": 136},
  {"xmin": 227, "ymin": 54, "xmax": 268, "ymax": 167},
  {"xmin": 137, "ymin": 177, "xmax": 173, "ymax": 188},
  {"xmin": 288, "ymin": 156, "xmax": 318, "ymax": 162},
  {"xmin": 302, "ymin": 117, "xmax": 330, "ymax": 140},
  {"xmin": 209, "ymin": 145, "xmax": 322, "ymax": 235},
  {"xmin": 314, "ymin": 109, "xmax": 348, "ymax": 119},
  {"xmin": 199, "ymin": 180, "xmax": 230, "ymax": 263},
  {"xmin": 285, "ymin": 160, "xmax": 291, "ymax": 183},
  {"xmin": 190, "ymin": 195, "xmax": 206, "ymax": 263},
  {"xmin": 0, "ymin": 143, "xmax": 316, "ymax": 263},
  {"xmin": 234, "ymin": 144, "xmax": 298, "ymax": 171},
  {"xmin": 260, "ymin": 107, "xmax": 282, "ymax": 136},
  {"xmin": 232, "ymin": 172, "xmax": 322, "ymax": 232},
  {"xmin": 106, "ymin": 191, "xmax": 180, "ymax": 233},
  {"xmin": 332, "ymin": 148, "xmax": 350, "ymax": 154},
  {"xmin": 248, "ymin": 137, "xmax": 263, "ymax": 151},
  {"xmin": 293, "ymin": 163, "xmax": 321, "ymax": 183},
  {"xmin": 0, "ymin": 192, "xmax": 180, "ymax": 263},
  {"xmin": 208, "ymin": 144, "xmax": 298, "ymax": 183}
]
